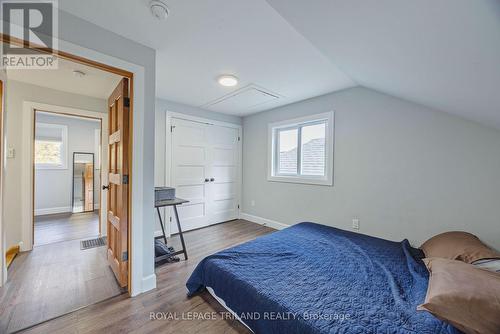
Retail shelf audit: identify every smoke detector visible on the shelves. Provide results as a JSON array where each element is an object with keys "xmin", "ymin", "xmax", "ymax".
[{"xmin": 150, "ymin": 0, "xmax": 169, "ymax": 20}]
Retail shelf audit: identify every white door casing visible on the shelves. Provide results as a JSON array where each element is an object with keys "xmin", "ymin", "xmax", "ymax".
[{"xmin": 0, "ymin": 72, "xmax": 6, "ymax": 287}]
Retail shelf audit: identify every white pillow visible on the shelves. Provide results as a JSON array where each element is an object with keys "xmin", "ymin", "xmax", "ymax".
[{"xmin": 473, "ymin": 259, "xmax": 500, "ymax": 273}]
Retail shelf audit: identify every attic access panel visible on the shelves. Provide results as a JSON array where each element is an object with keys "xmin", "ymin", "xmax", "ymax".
[{"xmin": 204, "ymin": 85, "xmax": 281, "ymax": 115}]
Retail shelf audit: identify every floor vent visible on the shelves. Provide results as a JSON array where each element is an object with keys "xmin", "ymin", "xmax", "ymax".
[{"xmin": 81, "ymin": 237, "xmax": 107, "ymax": 250}]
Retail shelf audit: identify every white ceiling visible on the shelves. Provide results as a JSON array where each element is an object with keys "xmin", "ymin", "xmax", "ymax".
[
  {"xmin": 59, "ymin": 0, "xmax": 355, "ymax": 115},
  {"xmin": 267, "ymin": 0, "xmax": 500, "ymax": 128},
  {"xmin": 60, "ymin": 0, "xmax": 500, "ymax": 126},
  {"xmin": 6, "ymin": 56, "xmax": 122, "ymax": 99}
]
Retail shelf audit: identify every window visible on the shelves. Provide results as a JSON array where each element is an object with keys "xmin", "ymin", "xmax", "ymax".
[
  {"xmin": 35, "ymin": 123, "xmax": 68, "ymax": 169},
  {"xmin": 268, "ymin": 111, "xmax": 334, "ymax": 185}
]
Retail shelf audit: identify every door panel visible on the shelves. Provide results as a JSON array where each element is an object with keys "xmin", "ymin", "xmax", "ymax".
[
  {"xmin": 176, "ymin": 184, "xmax": 204, "ymax": 201},
  {"xmin": 176, "ymin": 203, "xmax": 205, "ymax": 221},
  {"xmin": 175, "ymin": 166, "xmax": 204, "ymax": 183},
  {"xmin": 212, "ymin": 148, "xmax": 235, "ymax": 166},
  {"xmin": 106, "ymin": 78, "xmax": 129, "ymax": 288},
  {"xmin": 208, "ymin": 125, "xmax": 239, "ymax": 223},
  {"xmin": 212, "ymin": 182, "xmax": 235, "ymax": 200},
  {"xmin": 213, "ymin": 198, "xmax": 236, "ymax": 213},
  {"xmin": 212, "ymin": 166, "xmax": 235, "ymax": 183},
  {"xmin": 170, "ymin": 118, "xmax": 240, "ymax": 232},
  {"xmin": 171, "ymin": 118, "xmax": 209, "ymax": 233},
  {"xmin": 174, "ymin": 146, "xmax": 205, "ymax": 165}
]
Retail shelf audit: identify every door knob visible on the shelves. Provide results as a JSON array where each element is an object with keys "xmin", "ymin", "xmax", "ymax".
[
  {"xmin": 102, "ymin": 185, "xmax": 110, "ymax": 190},
  {"xmin": 210, "ymin": 178, "xmax": 215, "ymax": 182},
  {"xmin": 204, "ymin": 178, "xmax": 209, "ymax": 182}
]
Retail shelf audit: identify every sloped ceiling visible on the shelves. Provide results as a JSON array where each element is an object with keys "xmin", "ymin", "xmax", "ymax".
[
  {"xmin": 266, "ymin": 0, "xmax": 500, "ymax": 128},
  {"xmin": 60, "ymin": 0, "xmax": 500, "ymax": 126}
]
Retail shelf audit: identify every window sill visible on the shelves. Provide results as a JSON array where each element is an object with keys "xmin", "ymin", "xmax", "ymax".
[{"xmin": 267, "ymin": 175, "xmax": 333, "ymax": 186}]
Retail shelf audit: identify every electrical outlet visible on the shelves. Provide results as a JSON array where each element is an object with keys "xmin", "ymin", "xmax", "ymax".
[
  {"xmin": 251, "ymin": 200, "xmax": 255, "ymax": 207},
  {"xmin": 352, "ymin": 218, "xmax": 360, "ymax": 230}
]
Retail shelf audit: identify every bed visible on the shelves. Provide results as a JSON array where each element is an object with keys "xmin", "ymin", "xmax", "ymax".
[{"xmin": 186, "ymin": 222, "xmax": 461, "ymax": 334}]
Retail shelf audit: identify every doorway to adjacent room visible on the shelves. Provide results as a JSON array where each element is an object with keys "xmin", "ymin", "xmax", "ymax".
[
  {"xmin": 0, "ymin": 44, "xmax": 134, "ymax": 333},
  {"xmin": 34, "ymin": 111, "xmax": 102, "ymax": 246}
]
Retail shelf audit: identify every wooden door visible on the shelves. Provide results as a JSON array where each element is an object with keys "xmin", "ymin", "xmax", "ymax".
[{"xmin": 107, "ymin": 78, "xmax": 129, "ymax": 287}]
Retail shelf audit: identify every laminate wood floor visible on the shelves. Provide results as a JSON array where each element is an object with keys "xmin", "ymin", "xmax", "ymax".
[
  {"xmin": 34, "ymin": 212, "xmax": 99, "ymax": 246},
  {"xmin": 0, "ymin": 237, "xmax": 124, "ymax": 333},
  {"xmin": 17, "ymin": 219, "xmax": 275, "ymax": 334}
]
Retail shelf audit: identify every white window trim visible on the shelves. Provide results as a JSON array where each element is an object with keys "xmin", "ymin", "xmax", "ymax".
[
  {"xmin": 35, "ymin": 123, "xmax": 68, "ymax": 170},
  {"xmin": 267, "ymin": 111, "xmax": 334, "ymax": 186}
]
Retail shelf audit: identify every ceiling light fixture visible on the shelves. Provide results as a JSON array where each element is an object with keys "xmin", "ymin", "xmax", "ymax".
[
  {"xmin": 218, "ymin": 75, "xmax": 239, "ymax": 87},
  {"xmin": 150, "ymin": 0, "xmax": 169, "ymax": 20},
  {"xmin": 73, "ymin": 70, "xmax": 86, "ymax": 78}
]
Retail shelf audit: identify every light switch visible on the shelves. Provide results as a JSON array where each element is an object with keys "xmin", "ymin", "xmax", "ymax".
[{"xmin": 7, "ymin": 148, "xmax": 15, "ymax": 158}]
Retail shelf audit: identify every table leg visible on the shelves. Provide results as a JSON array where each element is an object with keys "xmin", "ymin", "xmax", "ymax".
[
  {"xmin": 173, "ymin": 205, "xmax": 188, "ymax": 260},
  {"xmin": 156, "ymin": 207, "xmax": 168, "ymax": 244}
]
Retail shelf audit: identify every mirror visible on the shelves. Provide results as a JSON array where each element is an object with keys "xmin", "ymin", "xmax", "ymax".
[{"xmin": 72, "ymin": 152, "xmax": 95, "ymax": 213}]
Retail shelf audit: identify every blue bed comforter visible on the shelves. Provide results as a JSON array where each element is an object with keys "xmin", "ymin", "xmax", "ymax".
[{"xmin": 186, "ymin": 222, "xmax": 460, "ymax": 334}]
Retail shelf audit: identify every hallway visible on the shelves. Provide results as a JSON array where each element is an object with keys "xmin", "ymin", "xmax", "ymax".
[
  {"xmin": 0, "ymin": 236, "xmax": 123, "ymax": 333},
  {"xmin": 34, "ymin": 211, "xmax": 99, "ymax": 246}
]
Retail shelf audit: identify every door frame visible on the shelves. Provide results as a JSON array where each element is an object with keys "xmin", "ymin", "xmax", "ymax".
[
  {"xmin": 29, "ymin": 108, "xmax": 108, "ymax": 241},
  {"xmin": 0, "ymin": 33, "xmax": 143, "ymax": 295},
  {"xmin": 0, "ymin": 80, "xmax": 5, "ymax": 287},
  {"xmin": 163, "ymin": 112, "xmax": 242, "ymax": 237}
]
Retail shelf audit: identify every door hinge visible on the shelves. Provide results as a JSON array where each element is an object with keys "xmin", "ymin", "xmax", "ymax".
[
  {"xmin": 169, "ymin": 217, "xmax": 172, "ymax": 222},
  {"xmin": 237, "ymin": 204, "xmax": 240, "ymax": 209},
  {"xmin": 238, "ymin": 136, "xmax": 241, "ymax": 141},
  {"xmin": 170, "ymin": 125, "xmax": 176, "ymax": 132},
  {"xmin": 122, "ymin": 251, "xmax": 128, "ymax": 261},
  {"xmin": 122, "ymin": 174, "xmax": 129, "ymax": 184},
  {"xmin": 123, "ymin": 97, "xmax": 130, "ymax": 108}
]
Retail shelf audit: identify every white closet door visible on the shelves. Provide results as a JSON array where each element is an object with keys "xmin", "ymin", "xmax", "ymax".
[
  {"xmin": 208, "ymin": 125, "xmax": 240, "ymax": 223},
  {"xmin": 171, "ymin": 118, "xmax": 210, "ymax": 232},
  {"xmin": 170, "ymin": 118, "xmax": 240, "ymax": 233}
]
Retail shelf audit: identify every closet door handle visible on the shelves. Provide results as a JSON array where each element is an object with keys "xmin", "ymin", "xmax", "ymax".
[
  {"xmin": 210, "ymin": 178, "xmax": 215, "ymax": 182},
  {"xmin": 204, "ymin": 178, "xmax": 209, "ymax": 183}
]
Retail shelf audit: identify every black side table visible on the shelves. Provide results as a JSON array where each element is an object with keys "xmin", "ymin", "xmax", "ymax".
[{"xmin": 155, "ymin": 198, "xmax": 189, "ymax": 264}]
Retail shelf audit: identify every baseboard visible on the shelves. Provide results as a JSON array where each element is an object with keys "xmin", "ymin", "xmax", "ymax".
[
  {"xmin": 154, "ymin": 230, "xmax": 166, "ymax": 238},
  {"xmin": 240, "ymin": 212, "xmax": 290, "ymax": 230},
  {"xmin": 34, "ymin": 206, "xmax": 71, "ymax": 216},
  {"xmin": 141, "ymin": 274, "xmax": 157, "ymax": 294}
]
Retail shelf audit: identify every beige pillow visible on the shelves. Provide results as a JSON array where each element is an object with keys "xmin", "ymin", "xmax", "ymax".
[
  {"xmin": 418, "ymin": 257, "xmax": 500, "ymax": 334},
  {"xmin": 420, "ymin": 231, "xmax": 500, "ymax": 263},
  {"xmin": 473, "ymin": 259, "xmax": 500, "ymax": 273}
]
